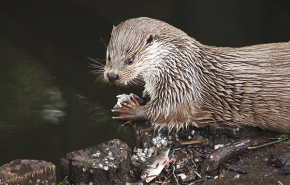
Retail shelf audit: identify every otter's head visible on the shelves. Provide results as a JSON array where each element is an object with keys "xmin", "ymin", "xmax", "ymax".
[{"xmin": 104, "ymin": 17, "xmax": 187, "ymax": 86}]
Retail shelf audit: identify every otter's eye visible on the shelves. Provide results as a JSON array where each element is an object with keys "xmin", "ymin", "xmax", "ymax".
[
  {"xmin": 127, "ymin": 58, "xmax": 133, "ymax": 64},
  {"xmin": 147, "ymin": 34, "xmax": 154, "ymax": 44},
  {"xmin": 108, "ymin": 55, "xmax": 111, "ymax": 62}
]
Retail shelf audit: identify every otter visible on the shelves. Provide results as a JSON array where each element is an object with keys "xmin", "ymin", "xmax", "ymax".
[{"xmin": 103, "ymin": 17, "xmax": 290, "ymax": 133}]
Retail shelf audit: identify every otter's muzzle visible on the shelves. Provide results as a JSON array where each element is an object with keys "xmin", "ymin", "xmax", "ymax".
[{"xmin": 107, "ymin": 72, "xmax": 119, "ymax": 82}]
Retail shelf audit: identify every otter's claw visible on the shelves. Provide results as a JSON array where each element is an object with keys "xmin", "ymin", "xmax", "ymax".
[
  {"xmin": 117, "ymin": 120, "xmax": 133, "ymax": 132},
  {"xmin": 112, "ymin": 96, "xmax": 146, "ymax": 121}
]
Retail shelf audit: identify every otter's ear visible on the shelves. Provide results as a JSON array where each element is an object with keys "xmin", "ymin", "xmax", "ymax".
[{"xmin": 146, "ymin": 34, "xmax": 155, "ymax": 44}]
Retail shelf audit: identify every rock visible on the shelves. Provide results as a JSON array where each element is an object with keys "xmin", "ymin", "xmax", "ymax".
[
  {"xmin": 0, "ymin": 159, "xmax": 56, "ymax": 185},
  {"xmin": 60, "ymin": 139, "xmax": 132, "ymax": 185}
]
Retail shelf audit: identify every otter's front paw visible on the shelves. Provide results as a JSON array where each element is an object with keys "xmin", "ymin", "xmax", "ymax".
[{"xmin": 112, "ymin": 96, "xmax": 145, "ymax": 122}]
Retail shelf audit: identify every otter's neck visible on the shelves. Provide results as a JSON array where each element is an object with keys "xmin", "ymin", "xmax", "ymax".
[{"xmin": 143, "ymin": 38, "xmax": 236, "ymax": 128}]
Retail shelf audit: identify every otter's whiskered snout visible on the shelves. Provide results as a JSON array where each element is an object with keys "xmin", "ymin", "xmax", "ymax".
[{"xmin": 107, "ymin": 72, "xmax": 119, "ymax": 82}]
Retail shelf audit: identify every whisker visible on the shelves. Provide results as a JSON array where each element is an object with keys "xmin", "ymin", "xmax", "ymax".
[
  {"xmin": 128, "ymin": 76, "xmax": 145, "ymax": 88},
  {"xmin": 91, "ymin": 70, "xmax": 105, "ymax": 83},
  {"xmin": 87, "ymin": 57, "xmax": 105, "ymax": 67},
  {"xmin": 87, "ymin": 57, "xmax": 106, "ymax": 83},
  {"xmin": 100, "ymin": 37, "xmax": 108, "ymax": 48},
  {"xmin": 95, "ymin": 73, "xmax": 106, "ymax": 83}
]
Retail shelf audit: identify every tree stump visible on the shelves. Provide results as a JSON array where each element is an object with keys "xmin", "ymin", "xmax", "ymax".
[
  {"xmin": 60, "ymin": 139, "xmax": 132, "ymax": 185},
  {"xmin": 0, "ymin": 159, "xmax": 56, "ymax": 185}
]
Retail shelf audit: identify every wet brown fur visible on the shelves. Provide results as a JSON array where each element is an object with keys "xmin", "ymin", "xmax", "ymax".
[{"xmin": 104, "ymin": 17, "xmax": 290, "ymax": 133}]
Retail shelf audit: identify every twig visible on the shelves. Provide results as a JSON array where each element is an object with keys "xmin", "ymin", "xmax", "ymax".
[
  {"xmin": 172, "ymin": 166, "xmax": 180, "ymax": 185},
  {"xmin": 161, "ymin": 172, "xmax": 173, "ymax": 185},
  {"xmin": 248, "ymin": 136, "xmax": 290, "ymax": 150},
  {"xmin": 188, "ymin": 178, "xmax": 205, "ymax": 185}
]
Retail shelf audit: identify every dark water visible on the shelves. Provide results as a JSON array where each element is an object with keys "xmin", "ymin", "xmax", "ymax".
[{"xmin": 0, "ymin": 38, "xmax": 134, "ymax": 180}]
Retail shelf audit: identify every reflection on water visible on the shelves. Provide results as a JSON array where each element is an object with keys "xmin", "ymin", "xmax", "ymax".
[
  {"xmin": 42, "ymin": 88, "xmax": 66, "ymax": 124},
  {"xmin": 0, "ymin": 38, "xmax": 132, "ymax": 181},
  {"xmin": 0, "ymin": 38, "xmax": 65, "ymax": 134}
]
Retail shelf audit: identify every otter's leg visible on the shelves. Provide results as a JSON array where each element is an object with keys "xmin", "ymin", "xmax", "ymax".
[{"xmin": 112, "ymin": 96, "xmax": 148, "ymax": 122}]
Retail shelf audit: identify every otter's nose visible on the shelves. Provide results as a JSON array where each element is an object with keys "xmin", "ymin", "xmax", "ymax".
[{"xmin": 107, "ymin": 72, "xmax": 119, "ymax": 82}]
